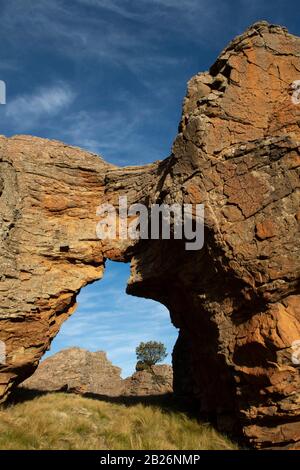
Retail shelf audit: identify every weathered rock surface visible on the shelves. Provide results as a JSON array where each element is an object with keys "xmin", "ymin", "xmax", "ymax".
[
  {"xmin": 0, "ymin": 134, "xmax": 158, "ymax": 395},
  {"xmin": 21, "ymin": 348, "xmax": 124, "ymax": 396},
  {"xmin": 0, "ymin": 21, "xmax": 299, "ymax": 448},
  {"xmin": 123, "ymin": 365, "xmax": 173, "ymax": 396}
]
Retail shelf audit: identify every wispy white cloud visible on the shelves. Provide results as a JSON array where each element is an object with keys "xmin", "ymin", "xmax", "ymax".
[
  {"xmin": 75, "ymin": 0, "xmax": 233, "ymax": 57},
  {"xmin": 0, "ymin": 0, "xmax": 226, "ymax": 70},
  {"xmin": 54, "ymin": 92, "xmax": 169, "ymax": 165},
  {"xmin": 4, "ymin": 83, "xmax": 172, "ymax": 165},
  {"xmin": 0, "ymin": 0, "xmax": 221, "ymax": 166},
  {"xmin": 6, "ymin": 82, "xmax": 75, "ymax": 128},
  {"xmin": 76, "ymin": 0, "xmax": 140, "ymax": 20},
  {"xmin": 75, "ymin": 0, "xmax": 224, "ymax": 39},
  {"xmin": 0, "ymin": 59, "xmax": 20, "ymax": 72}
]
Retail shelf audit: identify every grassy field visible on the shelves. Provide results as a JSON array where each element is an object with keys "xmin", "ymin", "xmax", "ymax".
[{"xmin": 0, "ymin": 391, "xmax": 238, "ymax": 450}]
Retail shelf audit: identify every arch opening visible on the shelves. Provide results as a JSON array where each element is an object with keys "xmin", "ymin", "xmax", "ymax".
[{"xmin": 41, "ymin": 260, "xmax": 178, "ymax": 380}]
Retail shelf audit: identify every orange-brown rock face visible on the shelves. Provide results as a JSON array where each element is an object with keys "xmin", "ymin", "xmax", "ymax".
[
  {"xmin": 0, "ymin": 135, "xmax": 160, "ymax": 397},
  {"xmin": 0, "ymin": 21, "xmax": 299, "ymax": 449}
]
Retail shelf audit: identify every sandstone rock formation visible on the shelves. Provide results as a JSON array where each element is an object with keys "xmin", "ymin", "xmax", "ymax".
[
  {"xmin": 0, "ymin": 21, "xmax": 299, "ymax": 449},
  {"xmin": 21, "ymin": 348, "xmax": 124, "ymax": 396},
  {"xmin": 123, "ymin": 365, "xmax": 173, "ymax": 397}
]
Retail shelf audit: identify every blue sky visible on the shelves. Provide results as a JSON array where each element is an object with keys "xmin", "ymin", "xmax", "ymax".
[
  {"xmin": 49, "ymin": 261, "xmax": 176, "ymax": 377},
  {"xmin": 1, "ymin": 1, "xmax": 299, "ymax": 376}
]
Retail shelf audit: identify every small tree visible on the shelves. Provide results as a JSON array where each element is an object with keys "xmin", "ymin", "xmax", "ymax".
[{"xmin": 136, "ymin": 341, "xmax": 167, "ymax": 368}]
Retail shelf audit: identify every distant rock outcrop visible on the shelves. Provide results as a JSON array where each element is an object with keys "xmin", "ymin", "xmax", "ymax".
[
  {"xmin": 21, "ymin": 348, "xmax": 124, "ymax": 396},
  {"xmin": 21, "ymin": 348, "xmax": 173, "ymax": 397},
  {"xmin": 123, "ymin": 365, "xmax": 173, "ymax": 396}
]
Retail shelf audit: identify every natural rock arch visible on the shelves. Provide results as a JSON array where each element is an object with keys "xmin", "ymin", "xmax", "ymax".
[{"xmin": 0, "ymin": 22, "xmax": 299, "ymax": 449}]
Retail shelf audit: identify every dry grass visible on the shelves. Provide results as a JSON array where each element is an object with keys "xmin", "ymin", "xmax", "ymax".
[{"xmin": 0, "ymin": 392, "xmax": 238, "ymax": 450}]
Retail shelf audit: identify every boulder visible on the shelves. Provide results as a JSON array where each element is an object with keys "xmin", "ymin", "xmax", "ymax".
[{"xmin": 123, "ymin": 365, "xmax": 173, "ymax": 396}]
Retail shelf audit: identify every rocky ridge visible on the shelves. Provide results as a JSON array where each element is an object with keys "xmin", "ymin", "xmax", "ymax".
[{"xmin": 21, "ymin": 348, "xmax": 173, "ymax": 397}]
